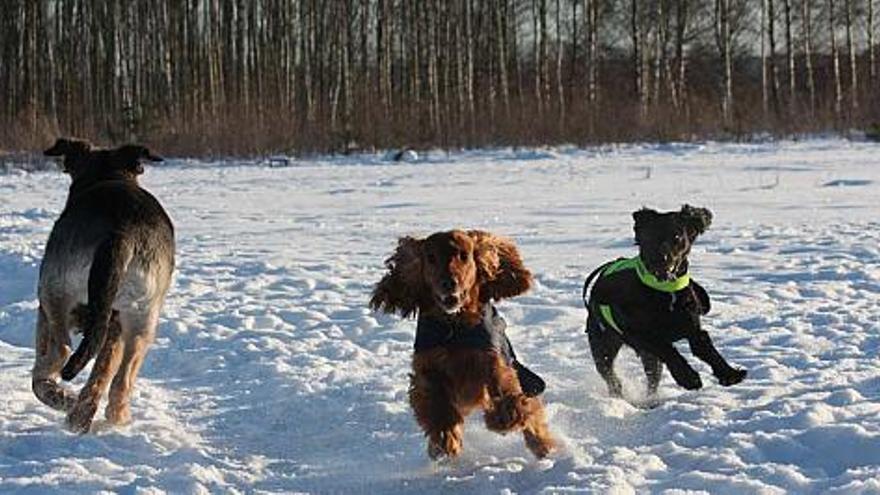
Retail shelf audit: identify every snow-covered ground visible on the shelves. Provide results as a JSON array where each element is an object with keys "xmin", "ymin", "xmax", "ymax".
[{"xmin": 1, "ymin": 140, "xmax": 879, "ymax": 494}]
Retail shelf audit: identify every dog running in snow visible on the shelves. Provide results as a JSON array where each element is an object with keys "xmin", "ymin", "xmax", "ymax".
[
  {"xmin": 35, "ymin": 138, "xmax": 175, "ymax": 433},
  {"xmin": 582, "ymin": 205, "xmax": 746, "ymax": 404},
  {"xmin": 370, "ymin": 230, "xmax": 555, "ymax": 460}
]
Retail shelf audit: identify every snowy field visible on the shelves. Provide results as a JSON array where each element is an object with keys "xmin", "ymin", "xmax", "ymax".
[{"xmin": 1, "ymin": 139, "xmax": 879, "ymax": 494}]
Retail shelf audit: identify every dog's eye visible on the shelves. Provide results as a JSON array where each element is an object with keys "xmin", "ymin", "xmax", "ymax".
[{"xmin": 458, "ymin": 250, "xmax": 470, "ymax": 262}]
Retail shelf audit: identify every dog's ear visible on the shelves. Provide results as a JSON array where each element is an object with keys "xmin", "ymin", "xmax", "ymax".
[
  {"xmin": 632, "ymin": 207, "xmax": 659, "ymax": 240},
  {"xmin": 369, "ymin": 236, "xmax": 425, "ymax": 318},
  {"xmin": 112, "ymin": 144, "xmax": 163, "ymax": 176},
  {"xmin": 44, "ymin": 138, "xmax": 93, "ymax": 175},
  {"xmin": 44, "ymin": 138, "xmax": 91, "ymax": 158},
  {"xmin": 468, "ymin": 230, "xmax": 532, "ymax": 302},
  {"xmin": 679, "ymin": 204, "xmax": 713, "ymax": 238}
]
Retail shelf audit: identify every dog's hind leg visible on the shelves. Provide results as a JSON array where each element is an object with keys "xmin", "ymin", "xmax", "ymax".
[
  {"xmin": 66, "ymin": 313, "xmax": 124, "ymax": 433},
  {"xmin": 32, "ymin": 305, "xmax": 77, "ymax": 412},
  {"xmin": 587, "ymin": 325, "xmax": 625, "ymax": 398},
  {"xmin": 409, "ymin": 370, "xmax": 464, "ymax": 459},
  {"xmin": 106, "ymin": 310, "xmax": 158, "ymax": 425},
  {"xmin": 687, "ymin": 331, "xmax": 747, "ymax": 386},
  {"xmin": 638, "ymin": 351, "xmax": 664, "ymax": 397}
]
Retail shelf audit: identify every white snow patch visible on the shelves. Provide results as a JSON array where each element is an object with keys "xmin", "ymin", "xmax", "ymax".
[{"xmin": 2, "ymin": 139, "xmax": 880, "ymax": 492}]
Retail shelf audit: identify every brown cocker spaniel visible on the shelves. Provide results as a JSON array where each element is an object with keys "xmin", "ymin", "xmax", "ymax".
[{"xmin": 370, "ymin": 230, "xmax": 555, "ymax": 460}]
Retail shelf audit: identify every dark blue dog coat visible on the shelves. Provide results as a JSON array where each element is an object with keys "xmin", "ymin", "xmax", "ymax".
[{"xmin": 415, "ymin": 305, "xmax": 546, "ymax": 397}]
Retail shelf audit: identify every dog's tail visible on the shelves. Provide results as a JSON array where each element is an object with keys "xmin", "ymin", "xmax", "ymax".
[{"xmin": 61, "ymin": 235, "xmax": 134, "ymax": 381}]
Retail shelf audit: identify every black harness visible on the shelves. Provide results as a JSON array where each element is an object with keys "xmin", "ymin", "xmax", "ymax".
[{"xmin": 415, "ymin": 305, "xmax": 546, "ymax": 397}]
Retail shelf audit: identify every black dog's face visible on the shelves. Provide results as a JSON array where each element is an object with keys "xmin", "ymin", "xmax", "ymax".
[{"xmin": 633, "ymin": 205, "xmax": 712, "ymax": 280}]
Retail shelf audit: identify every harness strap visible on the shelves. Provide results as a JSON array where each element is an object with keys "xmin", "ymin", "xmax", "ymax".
[
  {"xmin": 598, "ymin": 305, "xmax": 624, "ymax": 333},
  {"xmin": 581, "ymin": 259, "xmax": 619, "ymax": 309},
  {"xmin": 584, "ymin": 256, "xmax": 689, "ymax": 335}
]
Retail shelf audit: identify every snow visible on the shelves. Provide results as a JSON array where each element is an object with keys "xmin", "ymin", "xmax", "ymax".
[{"xmin": 1, "ymin": 139, "xmax": 879, "ymax": 493}]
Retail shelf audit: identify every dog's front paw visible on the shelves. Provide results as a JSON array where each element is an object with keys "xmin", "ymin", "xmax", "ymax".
[
  {"xmin": 66, "ymin": 401, "xmax": 98, "ymax": 434},
  {"xmin": 524, "ymin": 428, "xmax": 556, "ymax": 459},
  {"xmin": 670, "ymin": 366, "xmax": 703, "ymax": 390},
  {"xmin": 428, "ymin": 429, "xmax": 462, "ymax": 460},
  {"xmin": 717, "ymin": 368, "xmax": 747, "ymax": 386},
  {"xmin": 485, "ymin": 394, "xmax": 530, "ymax": 432}
]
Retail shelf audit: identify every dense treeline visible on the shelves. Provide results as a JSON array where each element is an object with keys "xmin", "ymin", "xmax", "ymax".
[{"xmin": 1, "ymin": 0, "xmax": 878, "ymax": 156}]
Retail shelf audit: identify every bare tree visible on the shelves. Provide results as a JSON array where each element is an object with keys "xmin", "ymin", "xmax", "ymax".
[
  {"xmin": 844, "ymin": 0, "xmax": 858, "ymax": 110},
  {"xmin": 870, "ymin": 0, "xmax": 876, "ymax": 83},
  {"xmin": 2, "ymin": 0, "xmax": 880, "ymax": 154},
  {"xmin": 765, "ymin": 0, "xmax": 781, "ymax": 115},
  {"xmin": 716, "ymin": 0, "xmax": 734, "ymax": 123},
  {"xmin": 802, "ymin": 0, "xmax": 817, "ymax": 113},
  {"xmin": 783, "ymin": 0, "xmax": 796, "ymax": 103},
  {"xmin": 829, "ymin": 0, "xmax": 843, "ymax": 119},
  {"xmin": 632, "ymin": 0, "xmax": 646, "ymax": 116},
  {"xmin": 556, "ymin": 0, "xmax": 565, "ymax": 127}
]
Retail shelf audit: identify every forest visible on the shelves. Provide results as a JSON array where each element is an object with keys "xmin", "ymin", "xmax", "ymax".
[{"xmin": 1, "ymin": 0, "xmax": 878, "ymax": 155}]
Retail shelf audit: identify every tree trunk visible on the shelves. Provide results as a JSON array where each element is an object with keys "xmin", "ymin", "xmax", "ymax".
[
  {"xmin": 869, "ymin": 0, "xmax": 876, "ymax": 84},
  {"xmin": 496, "ymin": 0, "xmax": 511, "ymax": 120},
  {"xmin": 674, "ymin": 0, "xmax": 688, "ymax": 114},
  {"xmin": 632, "ymin": 0, "xmax": 645, "ymax": 116},
  {"xmin": 555, "ymin": 0, "xmax": 564, "ymax": 128},
  {"xmin": 783, "ymin": 0, "xmax": 795, "ymax": 105},
  {"xmin": 588, "ymin": 0, "xmax": 600, "ymax": 106},
  {"xmin": 844, "ymin": 0, "xmax": 858, "ymax": 111},
  {"xmin": 767, "ymin": 0, "xmax": 780, "ymax": 116},
  {"xmin": 540, "ymin": 0, "xmax": 549, "ymax": 113},
  {"xmin": 716, "ymin": 0, "xmax": 733, "ymax": 123},
  {"xmin": 829, "ymin": 0, "xmax": 843, "ymax": 120},
  {"xmin": 802, "ymin": 0, "xmax": 816, "ymax": 114}
]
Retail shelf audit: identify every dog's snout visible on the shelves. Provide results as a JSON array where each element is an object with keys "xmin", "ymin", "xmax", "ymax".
[
  {"xmin": 442, "ymin": 294, "xmax": 459, "ymax": 307},
  {"xmin": 441, "ymin": 278, "xmax": 455, "ymax": 292}
]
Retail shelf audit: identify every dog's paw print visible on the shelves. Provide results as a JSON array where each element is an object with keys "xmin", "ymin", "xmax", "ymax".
[{"xmin": 718, "ymin": 368, "xmax": 747, "ymax": 387}]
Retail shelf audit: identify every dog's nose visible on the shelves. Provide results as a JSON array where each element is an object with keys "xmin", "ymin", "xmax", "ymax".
[
  {"xmin": 443, "ymin": 294, "xmax": 459, "ymax": 307},
  {"xmin": 441, "ymin": 278, "xmax": 455, "ymax": 292}
]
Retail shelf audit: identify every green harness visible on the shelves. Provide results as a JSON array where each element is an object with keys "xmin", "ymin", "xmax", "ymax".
[{"xmin": 587, "ymin": 256, "xmax": 690, "ymax": 333}]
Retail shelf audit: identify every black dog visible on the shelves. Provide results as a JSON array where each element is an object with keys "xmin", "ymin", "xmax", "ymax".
[{"xmin": 582, "ymin": 205, "xmax": 746, "ymax": 401}]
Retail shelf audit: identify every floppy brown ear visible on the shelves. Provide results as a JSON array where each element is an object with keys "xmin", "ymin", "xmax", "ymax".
[
  {"xmin": 469, "ymin": 230, "xmax": 532, "ymax": 302},
  {"xmin": 369, "ymin": 236, "xmax": 425, "ymax": 318}
]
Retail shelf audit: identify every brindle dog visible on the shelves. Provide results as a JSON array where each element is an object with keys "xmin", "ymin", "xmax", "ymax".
[
  {"xmin": 583, "ymin": 205, "xmax": 746, "ymax": 403},
  {"xmin": 35, "ymin": 138, "xmax": 175, "ymax": 433}
]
